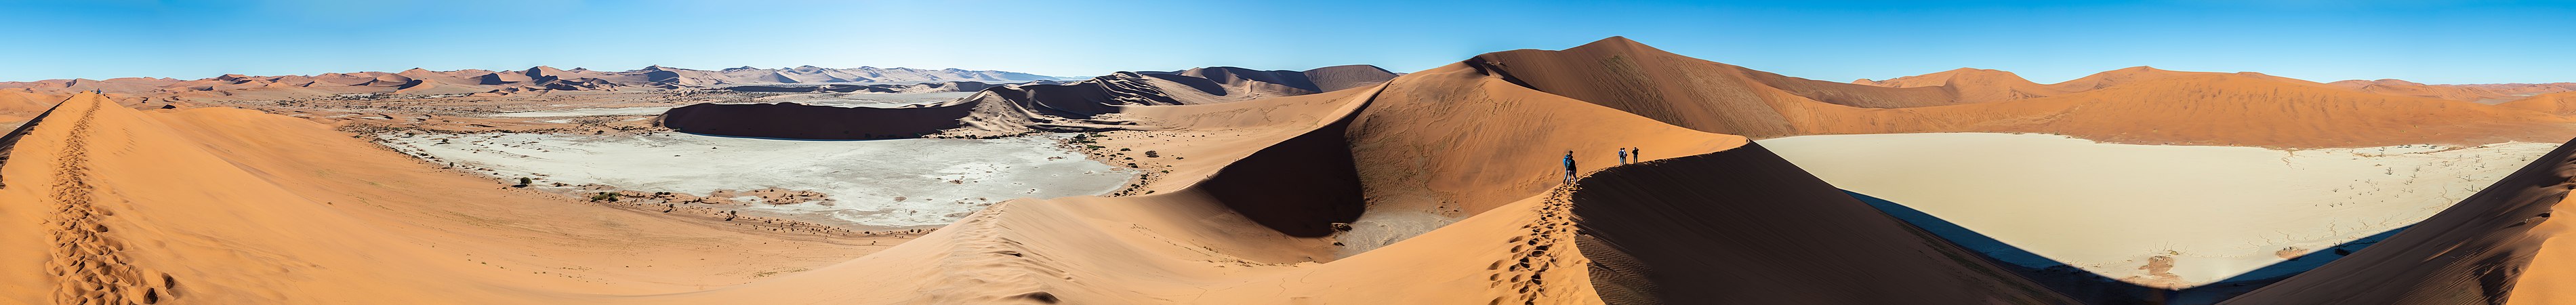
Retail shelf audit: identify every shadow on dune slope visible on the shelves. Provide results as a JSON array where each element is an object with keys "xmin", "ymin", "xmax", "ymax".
[
  {"xmin": 2220, "ymin": 138, "xmax": 2576, "ymax": 304},
  {"xmin": 1194, "ymin": 92, "xmax": 1371, "ymax": 237},
  {"xmin": 657, "ymin": 66, "xmax": 1398, "ymax": 140},
  {"xmin": 1568, "ymin": 142, "xmax": 2072, "ymax": 304}
]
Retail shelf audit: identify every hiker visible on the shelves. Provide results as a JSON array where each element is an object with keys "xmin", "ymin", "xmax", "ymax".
[
  {"xmin": 1562, "ymin": 150, "xmax": 1577, "ymax": 184},
  {"xmin": 1633, "ymin": 147, "xmax": 1641, "ymax": 163},
  {"xmin": 1617, "ymin": 148, "xmax": 1629, "ymax": 165}
]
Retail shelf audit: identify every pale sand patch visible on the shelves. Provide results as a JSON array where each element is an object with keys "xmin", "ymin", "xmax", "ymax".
[
  {"xmin": 1760, "ymin": 132, "xmax": 2560, "ymax": 288},
  {"xmin": 377, "ymin": 131, "xmax": 1134, "ymax": 229}
]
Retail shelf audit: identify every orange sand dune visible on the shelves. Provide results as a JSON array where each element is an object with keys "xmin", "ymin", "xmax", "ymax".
[
  {"xmin": 1483, "ymin": 37, "xmax": 2576, "ymax": 148},
  {"xmin": 1464, "ymin": 37, "xmax": 1959, "ymax": 138},
  {"xmin": 0, "ymin": 94, "xmax": 894, "ymax": 304},
  {"xmin": 2329, "ymin": 79, "xmax": 2576, "ymax": 104},
  {"xmin": 17, "ymin": 35, "xmax": 2576, "ymax": 304},
  {"xmin": 1852, "ymin": 68, "xmax": 2072, "ymax": 102},
  {"xmin": 1891, "ymin": 73, "xmax": 2576, "ymax": 148},
  {"xmin": 6, "ymin": 54, "xmax": 1757, "ymax": 304},
  {"xmin": 2498, "ymin": 92, "xmax": 2576, "ymax": 115}
]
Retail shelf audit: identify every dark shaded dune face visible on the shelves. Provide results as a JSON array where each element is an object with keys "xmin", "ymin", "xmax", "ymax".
[
  {"xmin": 1568, "ymin": 142, "xmax": 2070, "ymax": 304},
  {"xmin": 1195, "ymin": 100, "xmax": 1368, "ymax": 237},
  {"xmin": 657, "ymin": 102, "xmax": 972, "ymax": 140},
  {"xmin": 659, "ymin": 66, "xmax": 1396, "ymax": 140},
  {"xmin": 1174, "ymin": 66, "xmax": 1324, "ymax": 93},
  {"xmin": 980, "ymin": 81, "xmax": 1146, "ymax": 115},
  {"xmin": 2220, "ymin": 138, "xmax": 2576, "ymax": 304},
  {"xmin": 1299, "ymin": 64, "xmax": 1400, "ymax": 92},
  {"xmin": 0, "ymin": 97, "xmax": 66, "ymax": 188}
]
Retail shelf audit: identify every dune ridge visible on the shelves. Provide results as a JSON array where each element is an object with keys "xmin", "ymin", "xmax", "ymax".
[
  {"xmin": 2328, "ymin": 79, "xmax": 2576, "ymax": 104},
  {"xmin": 658, "ymin": 65, "xmax": 1401, "ymax": 139},
  {"xmin": 2499, "ymin": 92, "xmax": 2576, "ymax": 116},
  {"xmin": 0, "ymin": 66, "xmax": 1065, "ymax": 98},
  {"xmin": 1570, "ymin": 142, "xmax": 2072, "ymax": 304},
  {"xmin": 1479, "ymin": 37, "xmax": 2576, "ymax": 148},
  {"xmin": 2220, "ymin": 136, "xmax": 2576, "ymax": 304}
]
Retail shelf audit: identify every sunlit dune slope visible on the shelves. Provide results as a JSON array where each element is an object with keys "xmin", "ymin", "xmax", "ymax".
[
  {"xmin": 1477, "ymin": 37, "xmax": 2576, "ymax": 148},
  {"xmin": 1853, "ymin": 68, "xmax": 2071, "ymax": 102},
  {"xmin": 0, "ymin": 94, "xmax": 886, "ymax": 304},
  {"xmin": 2499, "ymin": 92, "xmax": 2576, "ymax": 116}
]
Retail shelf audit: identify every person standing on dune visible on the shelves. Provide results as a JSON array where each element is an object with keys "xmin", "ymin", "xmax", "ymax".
[
  {"xmin": 1618, "ymin": 148, "xmax": 1629, "ymax": 165},
  {"xmin": 1563, "ymin": 150, "xmax": 1578, "ymax": 184},
  {"xmin": 1633, "ymin": 147, "xmax": 1641, "ymax": 163}
]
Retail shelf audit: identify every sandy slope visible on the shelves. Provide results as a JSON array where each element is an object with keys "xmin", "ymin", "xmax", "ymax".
[
  {"xmin": 0, "ymin": 94, "xmax": 894, "ymax": 304},
  {"xmin": 2499, "ymin": 92, "xmax": 2576, "ymax": 116},
  {"xmin": 659, "ymin": 65, "xmax": 1400, "ymax": 140},
  {"xmin": 1482, "ymin": 37, "xmax": 2576, "ymax": 148},
  {"xmin": 2328, "ymin": 79, "xmax": 2576, "ymax": 104},
  {"xmin": 13, "ymin": 35, "xmax": 2576, "ymax": 304},
  {"xmin": 1571, "ymin": 143, "xmax": 2072, "ymax": 304},
  {"xmin": 1853, "ymin": 68, "xmax": 2072, "ymax": 102},
  {"xmin": 5, "ymin": 52, "xmax": 1750, "ymax": 304},
  {"xmin": 2220, "ymin": 138, "xmax": 2576, "ymax": 304}
]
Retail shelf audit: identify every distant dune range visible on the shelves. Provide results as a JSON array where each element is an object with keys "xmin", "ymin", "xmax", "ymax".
[
  {"xmin": 7, "ymin": 35, "xmax": 2576, "ymax": 304},
  {"xmin": 2499, "ymin": 92, "xmax": 2576, "ymax": 116},
  {"xmin": 657, "ymin": 65, "xmax": 1399, "ymax": 139},
  {"xmin": 0, "ymin": 65, "xmax": 1063, "ymax": 102},
  {"xmin": 1469, "ymin": 37, "xmax": 2576, "ymax": 148}
]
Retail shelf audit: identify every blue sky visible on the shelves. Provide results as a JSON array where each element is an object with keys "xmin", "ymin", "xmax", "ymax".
[{"xmin": 1, "ymin": 0, "xmax": 2569, "ymax": 84}]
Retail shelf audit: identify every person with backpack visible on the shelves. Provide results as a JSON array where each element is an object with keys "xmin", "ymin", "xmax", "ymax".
[{"xmin": 1562, "ymin": 150, "xmax": 1578, "ymax": 184}]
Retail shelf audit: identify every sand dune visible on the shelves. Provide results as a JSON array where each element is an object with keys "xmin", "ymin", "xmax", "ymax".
[
  {"xmin": 1852, "ymin": 68, "xmax": 2071, "ymax": 102},
  {"xmin": 12, "ymin": 34, "xmax": 2576, "ymax": 304},
  {"xmin": 2329, "ymin": 79, "xmax": 2576, "ymax": 104},
  {"xmin": 6, "ymin": 52, "xmax": 1737, "ymax": 304},
  {"xmin": 2220, "ymin": 138, "xmax": 2576, "ymax": 304},
  {"xmin": 1473, "ymin": 37, "xmax": 2576, "ymax": 148},
  {"xmin": 1571, "ymin": 143, "xmax": 2071, "ymax": 304},
  {"xmin": 1, "ymin": 94, "xmax": 899, "ymax": 304},
  {"xmin": 0, "ymin": 66, "xmax": 1063, "ymax": 99},
  {"xmin": 2499, "ymin": 92, "xmax": 2576, "ymax": 115},
  {"xmin": 660, "ymin": 65, "xmax": 1401, "ymax": 139},
  {"xmin": 1765, "ymin": 133, "xmax": 2559, "ymax": 288}
]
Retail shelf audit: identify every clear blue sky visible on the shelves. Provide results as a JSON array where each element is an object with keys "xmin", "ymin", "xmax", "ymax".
[{"xmin": 2, "ymin": 0, "xmax": 2570, "ymax": 84}]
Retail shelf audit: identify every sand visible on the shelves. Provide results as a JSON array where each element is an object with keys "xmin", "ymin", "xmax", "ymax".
[
  {"xmin": 1762, "ymin": 132, "xmax": 2559, "ymax": 287},
  {"xmin": 483, "ymin": 106, "xmax": 684, "ymax": 117},
  {"xmin": 13, "ymin": 36, "xmax": 2576, "ymax": 304},
  {"xmin": 749, "ymin": 92, "xmax": 977, "ymax": 108},
  {"xmin": 1480, "ymin": 37, "xmax": 2576, "ymax": 148},
  {"xmin": 2223, "ymin": 137, "xmax": 2576, "ymax": 304},
  {"xmin": 3, "ymin": 94, "xmax": 897, "ymax": 304},
  {"xmin": 375, "ymin": 131, "xmax": 1132, "ymax": 229}
]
